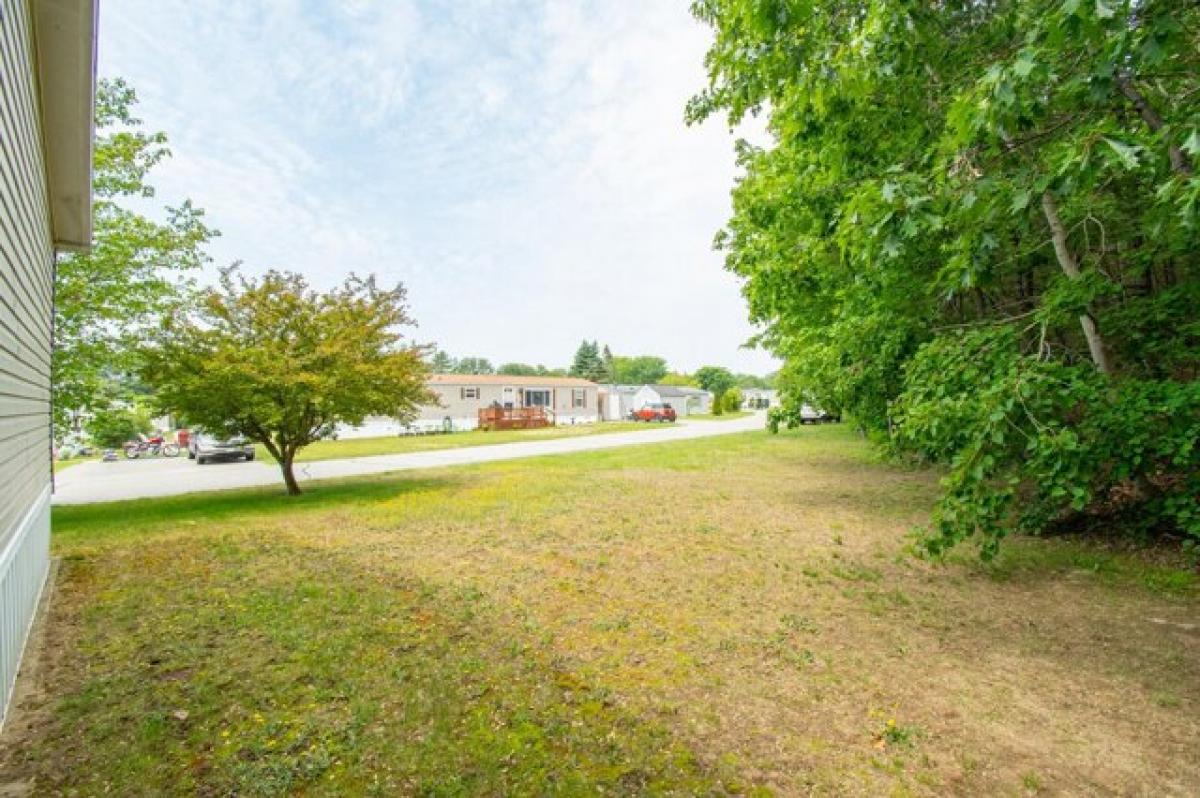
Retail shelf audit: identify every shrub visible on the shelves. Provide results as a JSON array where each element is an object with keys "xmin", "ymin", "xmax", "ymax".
[
  {"xmin": 86, "ymin": 404, "xmax": 152, "ymax": 448},
  {"xmin": 722, "ymin": 388, "xmax": 743, "ymax": 413},
  {"xmin": 894, "ymin": 328, "xmax": 1200, "ymax": 558}
]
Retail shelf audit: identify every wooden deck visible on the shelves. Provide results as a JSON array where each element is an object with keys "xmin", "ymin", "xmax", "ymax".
[{"xmin": 478, "ymin": 406, "xmax": 551, "ymax": 431}]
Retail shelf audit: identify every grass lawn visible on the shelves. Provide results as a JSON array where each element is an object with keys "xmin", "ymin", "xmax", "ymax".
[
  {"xmin": 264, "ymin": 421, "xmax": 651, "ymax": 463},
  {"xmin": 685, "ymin": 410, "xmax": 753, "ymax": 421},
  {"xmin": 51, "ymin": 457, "xmax": 94, "ymax": 473},
  {"xmin": 4, "ymin": 427, "xmax": 1198, "ymax": 794}
]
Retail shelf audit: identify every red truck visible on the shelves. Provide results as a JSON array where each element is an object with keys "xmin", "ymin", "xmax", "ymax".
[{"xmin": 631, "ymin": 403, "xmax": 677, "ymax": 423}]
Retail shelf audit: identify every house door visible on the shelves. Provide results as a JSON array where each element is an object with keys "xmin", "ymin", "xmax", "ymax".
[{"xmin": 502, "ymin": 386, "xmax": 515, "ymax": 409}]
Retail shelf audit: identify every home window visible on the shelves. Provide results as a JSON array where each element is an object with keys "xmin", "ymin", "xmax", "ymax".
[
  {"xmin": 461, "ymin": 387, "xmax": 479, "ymax": 400},
  {"xmin": 572, "ymin": 389, "xmax": 586, "ymax": 408},
  {"xmin": 524, "ymin": 389, "xmax": 551, "ymax": 407}
]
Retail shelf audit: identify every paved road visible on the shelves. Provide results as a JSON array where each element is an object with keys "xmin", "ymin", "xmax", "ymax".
[{"xmin": 53, "ymin": 414, "xmax": 765, "ymax": 505}]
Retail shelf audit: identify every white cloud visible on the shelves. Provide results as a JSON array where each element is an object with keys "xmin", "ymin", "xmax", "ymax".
[{"xmin": 98, "ymin": 0, "xmax": 780, "ymax": 374}]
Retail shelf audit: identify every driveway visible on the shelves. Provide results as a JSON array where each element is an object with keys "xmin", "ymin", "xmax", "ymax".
[{"xmin": 53, "ymin": 414, "xmax": 765, "ymax": 505}]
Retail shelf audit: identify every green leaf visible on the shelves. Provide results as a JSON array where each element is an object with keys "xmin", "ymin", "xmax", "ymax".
[
  {"xmin": 1103, "ymin": 138, "xmax": 1139, "ymax": 169},
  {"xmin": 1095, "ymin": 0, "xmax": 1115, "ymax": 19},
  {"xmin": 1182, "ymin": 129, "xmax": 1200, "ymax": 157}
]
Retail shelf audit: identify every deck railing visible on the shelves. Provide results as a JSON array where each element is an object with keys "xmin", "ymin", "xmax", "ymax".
[{"xmin": 478, "ymin": 406, "xmax": 551, "ymax": 430}]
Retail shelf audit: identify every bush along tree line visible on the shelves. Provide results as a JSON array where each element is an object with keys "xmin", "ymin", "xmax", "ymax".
[
  {"xmin": 691, "ymin": 0, "xmax": 1199, "ymax": 557},
  {"xmin": 142, "ymin": 268, "xmax": 432, "ymax": 495}
]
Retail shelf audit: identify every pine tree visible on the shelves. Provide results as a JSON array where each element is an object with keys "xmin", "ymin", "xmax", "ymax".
[
  {"xmin": 600, "ymin": 345, "xmax": 615, "ymax": 384},
  {"xmin": 429, "ymin": 350, "xmax": 455, "ymax": 373},
  {"xmin": 569, "ymin": 340, "xmax": 606, "ymax": 381}
]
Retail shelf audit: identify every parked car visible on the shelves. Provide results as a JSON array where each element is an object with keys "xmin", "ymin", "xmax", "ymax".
[
  {"xmin": 188, "ymin": 432, "xmax": 255, "ymax": 464},
  {"xmin": 799, "ymin": 404, "xmax": 839, "ymax": 424},
  {"xmin": 631, "ymin": 403, "xmax": 677, "ymax": 423}
]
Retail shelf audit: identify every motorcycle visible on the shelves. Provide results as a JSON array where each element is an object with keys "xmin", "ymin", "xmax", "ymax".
[{"xmin": 123, "ymin": 434, "xmax": 180, "ymax": 459}]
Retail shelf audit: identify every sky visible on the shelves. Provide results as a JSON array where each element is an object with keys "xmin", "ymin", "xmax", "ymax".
[{"xmin": 97, "ymin": 0, "xmax": 779, "ymax": 376}]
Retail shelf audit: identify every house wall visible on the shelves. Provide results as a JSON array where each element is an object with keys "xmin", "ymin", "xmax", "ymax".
[
  {"xmin": 683, "ymin": 391, "xmax": 714, "ymax": 415},
  {"xmin": 0, "ymin": 0, "xmax": 56, "ymax": 723},
  {"xmin": 632, "ymin": 386, "xmax": 660, "ymax": 410},
  {"xmin": 597, "ymin": 387, "xmax": 635, "ymax": 421},
  {"xmin": 332, "ymin": 416, "xmax": 410, "ymax": 439}
]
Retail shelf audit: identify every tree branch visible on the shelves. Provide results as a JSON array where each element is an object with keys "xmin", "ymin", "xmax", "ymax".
[
  {"xmin": 1040, "ymin": 191, "xmax": 1112, "ymax": 374},
  {"xmin": 1116, "ymin": 74, "xmax": 1193, "ymax": 177}
]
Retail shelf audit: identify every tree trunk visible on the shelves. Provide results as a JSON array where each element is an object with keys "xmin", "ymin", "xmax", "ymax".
[
  {"xmin": 1040, "ymin": 191, "xmax": 1112, "ymax": 375},
  {"xmin": 281, "ymin": 453, "xmax": 301, "ymax": 495},
  {"xmin": 1116, "ymin": 75, "xmax": 1193, "ymax": 177}
]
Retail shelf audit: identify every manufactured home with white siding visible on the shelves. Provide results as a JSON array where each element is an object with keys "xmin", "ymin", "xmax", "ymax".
[
  {"xmin": 331, "ymin": 375, "xmax": 601, "ymax": 438},
  {"xmin": 0, "ymin": 0, "xmax": 96, "ymax": 724},
  {"xmin": 421, "ymin": 374, "xmax": 599, "ymax": 429}
]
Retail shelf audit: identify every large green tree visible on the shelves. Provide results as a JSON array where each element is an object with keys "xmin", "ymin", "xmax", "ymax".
[
  {"xmin": 452, "ymin": 357, "xmax": 495, "ymax": 375},
  {"xmin": 142, "ymin": 268, "xmax": 432, "ymax": 495},
  {"xmin": 611, "ymin": 355, "xmax": 669, "ymax": 385},
  {"xmin": 692, "ymin": 0, "xmax": 1199, "ymax": 555},
  {"xmin": 694, "ymin": 365, "xmax": 736, "ymax": 397},
  {"xmin": 568, "ymin": 340, "xmax": 610, "ymax": 382},
  {"xmin": 54, "ymin": 78, "xmax": 216, "ymax": 433}
]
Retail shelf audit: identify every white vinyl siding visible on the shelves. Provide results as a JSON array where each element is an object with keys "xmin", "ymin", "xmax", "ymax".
[
  {"xmin": 0, "ymin": 0, "xmax": 54, "ymax": 554},
  {"xmin": 0, "ymin": 0, "xmax": 56, "ymax": 724}
]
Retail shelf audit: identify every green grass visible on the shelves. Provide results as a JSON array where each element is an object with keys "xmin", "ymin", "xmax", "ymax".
[
  {"xmin": 261, "ymin": 421, "xmax": 650, "ymax": 463},
  {"xmin": 53, "ymin": 455, "xmax": 97, "ymax": 473},
  {"xmin": 18, "ymin": 426, "xmax": 1200, "ymax": 795},
  {"xmin": 684, "ymin": 410, "xmax": 753, "ymax": 421},
  {"xmin": 970, "ymin": 535, "xmax": 1199, "ymax": 597}
]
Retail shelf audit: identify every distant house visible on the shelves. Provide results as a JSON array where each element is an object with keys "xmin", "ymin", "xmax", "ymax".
[
  {"xmin": 331, "ymin": 375, "xmax": 601, "ymax": 438},
  {"xmin": 0, "ymin": 0, "xmax": 97, "ymax": 723},
  {"xmin": 629, "ymin": 384, "xmax": 713, "ymax": 417},
  {"xmin": 421, "ymin": 374, "xmax": 599, "ymax": 430},
  {"xmin": 740, "ymin": 388, "xmax": 778, "ymax": 409},
  {"xmin": 596, "ymin": 384, "xmax": 639, "ymax": 421}
]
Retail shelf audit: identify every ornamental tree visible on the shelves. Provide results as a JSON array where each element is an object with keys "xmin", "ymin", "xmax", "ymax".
[{"xmin": 142, "ymin": 267, "xmax": 433, "ymax": 494}]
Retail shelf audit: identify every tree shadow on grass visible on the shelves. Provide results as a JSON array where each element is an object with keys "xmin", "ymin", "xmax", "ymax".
[{"xmin": 51, "ymin": 472, "xmax": 471, "ymax": 546}]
